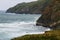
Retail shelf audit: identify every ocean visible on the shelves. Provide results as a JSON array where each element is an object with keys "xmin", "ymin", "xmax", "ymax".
[{"xmin": 0, "ymin": 11, "xmax": 50, "ymax": 40}]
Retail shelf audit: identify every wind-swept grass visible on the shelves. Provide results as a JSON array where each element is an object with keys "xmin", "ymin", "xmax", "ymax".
[{"xmin": 11, "ymin": 29, "xmax": 60, "ymax": 40}]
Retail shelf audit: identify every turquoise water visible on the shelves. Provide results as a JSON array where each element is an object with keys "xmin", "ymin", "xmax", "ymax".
[{"xmin": 0, "ymin": 11, "xmax": 50, "ymax": 40}]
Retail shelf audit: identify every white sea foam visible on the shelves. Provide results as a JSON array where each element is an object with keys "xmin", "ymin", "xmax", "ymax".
[
  {"xmin": 0, "ymin": 21, "xmax": 35, "ymax": 28},
  {"xmin": 0, "ymin": 21, "xmax": 50, "ymax": 35},
  {"xmin": 0, "ymin": 13, "xmax": 50, "ymax": 40}
]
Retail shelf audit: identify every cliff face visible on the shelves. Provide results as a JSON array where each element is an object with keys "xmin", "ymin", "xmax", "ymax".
[
  {"xmin": 36, "ymin": 0, "xmax": 60, "ymax": 29},
  {"xmin": 6, "ymin": 0, "xmax": 47, "ymax": 14}
]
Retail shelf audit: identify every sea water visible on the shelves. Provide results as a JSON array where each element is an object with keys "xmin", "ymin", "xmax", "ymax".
[{"xmin": 0, "ymin": 11, "xmax": 50, "ymax": 40}]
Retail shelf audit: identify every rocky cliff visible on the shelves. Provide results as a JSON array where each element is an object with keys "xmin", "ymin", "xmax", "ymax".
[{"xmin": 36, "ymin": 0, "xmax": 60, "ymax": 29}]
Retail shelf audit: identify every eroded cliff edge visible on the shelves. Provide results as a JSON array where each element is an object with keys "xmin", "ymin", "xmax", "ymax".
[{"xmin": 36, "ymin": 0, "xmax": 60, "ymax": 29}]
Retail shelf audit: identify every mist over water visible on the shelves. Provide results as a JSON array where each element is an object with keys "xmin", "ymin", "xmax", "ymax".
[{"xmin": 0, "ymin": 11, "xmax": 50, "ymax": 40}]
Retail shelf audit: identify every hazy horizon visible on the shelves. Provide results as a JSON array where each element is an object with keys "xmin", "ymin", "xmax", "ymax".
[{"xmin": 0, "ymin": 0, "xmax": 37, "ymax": 10}]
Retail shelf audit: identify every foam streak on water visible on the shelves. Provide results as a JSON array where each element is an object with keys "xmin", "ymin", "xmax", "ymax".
[{"xmin": 0, "ymin": 11, "xmax": 50, "ymax": 40}]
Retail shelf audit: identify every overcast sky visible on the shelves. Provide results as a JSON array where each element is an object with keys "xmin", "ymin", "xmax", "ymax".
[{"xmin": 0, "ymin": 0, "xmax": 37, "ymax": 10}]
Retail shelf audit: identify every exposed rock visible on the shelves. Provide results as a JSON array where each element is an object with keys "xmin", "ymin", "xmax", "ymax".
[{"xmin": 36, "ymin": 0, "xmax": 60, "ymax": 29}]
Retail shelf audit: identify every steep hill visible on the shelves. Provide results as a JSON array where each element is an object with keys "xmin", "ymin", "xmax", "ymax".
[
  {"xmin": 6, "ymin": 0, "xmax": 47, "ymax": 14},
  {"xmin": 36, "ymin": 0, "xmax": 60, "ymax": 29}
]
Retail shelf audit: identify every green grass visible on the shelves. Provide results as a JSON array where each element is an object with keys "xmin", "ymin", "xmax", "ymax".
[{"xmin": 11, "ymin": 29, "xmax": 60, "ymax": 40}]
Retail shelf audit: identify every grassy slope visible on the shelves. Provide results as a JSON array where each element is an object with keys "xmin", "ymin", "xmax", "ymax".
[
  {"xmin": 11, "ymin": 29, "xmax": 60, "ymax": 40},
  {"xmin": 6, "ymin": 0, "xmax": 46, "ymax": 14}
]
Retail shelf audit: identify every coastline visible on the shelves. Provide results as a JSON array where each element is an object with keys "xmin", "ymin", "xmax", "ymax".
[
  {"xmin": 10, "ymin": 26, "xmax": 51, "ymax": 40},
  {"xmin": 11, "ymin": 29, "xmax": 60, "ymax": 40},
  {"xmin": 6, "ymin": 0, "xmax": 60, "ymax": 40}
]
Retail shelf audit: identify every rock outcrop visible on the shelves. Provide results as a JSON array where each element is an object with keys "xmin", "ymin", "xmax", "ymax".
[{"xmin": 36, "ymin": 0, "xmax": 60, "ymax": 29}]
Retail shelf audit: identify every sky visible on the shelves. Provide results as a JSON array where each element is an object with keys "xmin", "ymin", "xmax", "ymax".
[{"xmin": 0, "ymin": 0, "xmax": 37, "ymax": 10}]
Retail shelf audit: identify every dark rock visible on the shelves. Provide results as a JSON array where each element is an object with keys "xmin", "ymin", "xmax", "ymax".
[{"xmin": 36, "ymin": 0, "xmax": 60, "ymax": 29}]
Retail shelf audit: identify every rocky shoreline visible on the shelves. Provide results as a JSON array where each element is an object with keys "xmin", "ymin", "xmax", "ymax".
[
  {"xmin": 6, "ymin": 0, "xmax": 60, "ymax": 40},
  {"xmin": 36, "ymin": 0, "xmax": 60, "ymax": 29}
]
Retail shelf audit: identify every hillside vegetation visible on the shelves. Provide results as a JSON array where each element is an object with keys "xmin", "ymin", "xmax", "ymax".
[
  {"xmin": 6, "ymin": 0, "xmax": 47, "ymax": 14},
  {"xmin": 6, "ymin": 0, "xmax": 60, "ymax": 40},
  {"xmin": 11, "ymin": 29, "xmax": 60, "ymax": 40}
]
